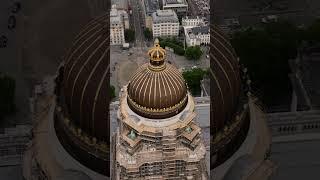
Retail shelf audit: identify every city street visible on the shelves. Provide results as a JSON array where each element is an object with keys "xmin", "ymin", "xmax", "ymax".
[
  {"xmin": 271, "ymin": 140, "xmax": 320, "ymax": 180},
  {"xmin": 128, "ymin": 0, "xmax": 146, "ymax": 49}
]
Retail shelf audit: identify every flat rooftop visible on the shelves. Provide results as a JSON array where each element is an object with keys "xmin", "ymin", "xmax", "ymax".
[
  {"xmin": 163, "ymin": 0, "xmax": 187, "ymax": 5},
  {"xmin": 144, "ymin": 0, "xmax": 160, "ymax": 16},
  {"xmin": 152, "ymin": 9, "xmax": 179, "ymax": 23}
]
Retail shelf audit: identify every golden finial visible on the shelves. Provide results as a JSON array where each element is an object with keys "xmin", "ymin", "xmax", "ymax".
[
  {"xmin": 147, "ymin": 39, "xmax": 166, "ymax": 71},
  {"xmin": 154, "ymin": 38, "xmax": 160, "ymax": 46},
  {"xmin": 148, "ymin": 39, "xmax": 166, "ymax": 62}
]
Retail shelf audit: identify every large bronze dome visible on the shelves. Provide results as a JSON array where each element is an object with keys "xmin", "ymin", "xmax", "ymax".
[
  {"xmin": 53, "ymin": 13, "xmax": 110, "ymax": 176},
  {"xmin": 127, "ymin": 40, "xmax": 188, "ymax": 119},
  {"xmin": 62, "ymin": 14, "xmax": 110, "ymax": 141},
  {"xmin": 210, "ymin": 25, "xmax": 242, "ymax": 134}
]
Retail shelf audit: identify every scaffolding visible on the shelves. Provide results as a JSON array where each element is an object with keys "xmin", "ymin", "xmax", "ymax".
[{"xmin": 114, "ymin": 120, "xmax": 207, "ymax": 180}]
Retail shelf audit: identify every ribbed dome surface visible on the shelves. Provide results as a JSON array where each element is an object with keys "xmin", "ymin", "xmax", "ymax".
[
  {"xmin": 62, "ymin": 13, "xmax": 110, "ymax": 140},
  {"xmin": 210, "ymin": 25, "xmax": 242, "ymax": 133},
  {"xmin": 127, "ymin": 63, "xmax": 188, "ymax": 119},
  {"xmin": 127, "ymin": 40, "xmax": 188, "ymax": 119}
]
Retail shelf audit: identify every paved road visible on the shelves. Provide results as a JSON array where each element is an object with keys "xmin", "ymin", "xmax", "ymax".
[
  {"xmin": 128, "ymin": 0, "xmax": 145, "ymax": 49},
  {"xmin": 270, "ymin": 140, "xmax": 320, "ymax": 180},
  {"xmin": 110, "ymin": 46, "xmax": 148, "ymax": 98}
]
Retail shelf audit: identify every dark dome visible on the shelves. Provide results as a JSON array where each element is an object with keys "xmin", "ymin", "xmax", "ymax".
[
  {"xmin": 62, "ymin": 14, "xmax": 110, "ymax": 140},
  {"xmin": 210, "ymin": 25, "xmax": 242, "ymax": 133},
  {"xmin": 127, "ymin": 40, "xmax": 188, "ymax": 119}
]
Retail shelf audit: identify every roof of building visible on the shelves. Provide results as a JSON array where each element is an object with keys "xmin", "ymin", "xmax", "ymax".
[
  {"xmin": 182, "ymin": 16, "xmax": 204, "ymax": 20},
  {"xmin": 163, "ymin": 0, "xmax": 188, "ymax": 6},
  {"xmin": 62, "ymin": 13, "xmax": 110, "ymax": 141},
  {"xmin": 110, "ymin": 7, "xmax": 123, "ymax": 25},
  {"xmin": 191, "ymin": 26, "xmax": 209, "ymax": 35},
  {"xmin": 144, "ymin": 0, "xmax": 160, "ymax": 16},
  {"xmin": 111, "ymin": 0, "xmax": 128, "ymax": 10},
  {"xmin": 127, "ymin": 40, "xmax": 188, "ymax": 119},
  {"xmin": 152, "ymin": 9, "xmax": 179, "ymax": 24}
]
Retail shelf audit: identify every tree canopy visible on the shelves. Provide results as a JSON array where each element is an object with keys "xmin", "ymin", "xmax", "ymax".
[
  {"xmin": 143, "ymin": 28, "xmax": 153, "ymax": 41},
  {"xmin": 159, "ymin": 37, "xmax": 185, "ymax": 55},
  {"xmin": 124, "ymin": 29, "xmax": 135, "ymax": 43},
  {"xmin": 182, "ymin": 68, "xmax": 207, "ymax": 96},
  {"xmin": 110, "ymin": 85, "xmax": 116, "ymax": 99},
  {"xmin": 185, "ymin": 46, "xmax": 203, "ymax": 60}
]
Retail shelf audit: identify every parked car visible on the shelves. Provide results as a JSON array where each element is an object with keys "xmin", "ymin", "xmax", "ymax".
[
  {"xmin": 0, "ymin": 35, "xmax": 8, "ymax": 48},
  {"xmin": 8, "ymin": 15, "xmax": 16, "ymax": 30}
]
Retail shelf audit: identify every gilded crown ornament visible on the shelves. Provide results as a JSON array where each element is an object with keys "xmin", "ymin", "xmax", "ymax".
[{"xmin": 147, "ymin": 38, "xmax": 167, "ymax": 71}]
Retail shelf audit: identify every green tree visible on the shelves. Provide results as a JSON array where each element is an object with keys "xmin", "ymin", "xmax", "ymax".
[
  {"xmin": 159, "ymin": 37, "xmax": 185, "ymax": 55},
  {"xmin": 143, "ymin": 28, "xmax": 152, "ymax": 41},
  {"xmin": 125, "ymin": 29, "xmax": 135, "ymax": 43},
  {"xmin": 182, "ymin": 68, "xmax": 207, "ymax": 96},
  {"xmin": 0, "ymin": 73, "xmax": 16, "ymax": 121},
  {"xmin": 110, "ymin": 85, "xmax": 116, "ymax": 99},
  {"xmin": 185, "ymin": 46, "xmax": 203, "ymax": 60}
]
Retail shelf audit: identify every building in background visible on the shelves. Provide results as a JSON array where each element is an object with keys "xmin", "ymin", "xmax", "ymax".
[
  {"xmin": 111, "ymin": 0, "xmax": 128, "ymax": 10},
  {"xmin": 142, "ymin": 0, "xmax": 160, "ymax": 30},
  {"xmin": 182, "ymin": 16, "xmax": 206, "ymax": 27},
  {"xmin": 112, "ymin": 39, "xmax": 208, "ymax": 179},
  {"xmin": 185, "ymin": 26, "xmax": 210, "ymax": 46},
  {"xmin": 161, "ymin": 0, "xmax": 188, "ymax": 18},
  {"xmin": 152, "ymin": 9, "xmax": 179, "ymax": 37},
  {"xmin": 110, "ymin": 5, "xmax": 126, "ymax": 45},
  {"xmin": 121, "ymin": 10, "xmax": 130, "ymax": 30},
  {"xmin": 182, "ymin": 16, "xmax": 209, "ymax": 47}
]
